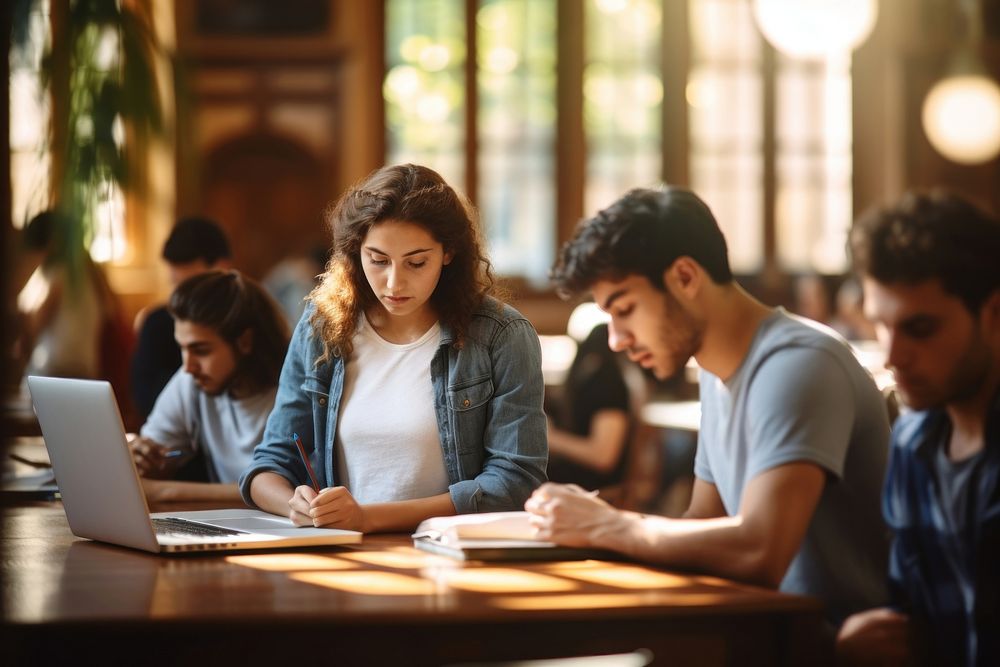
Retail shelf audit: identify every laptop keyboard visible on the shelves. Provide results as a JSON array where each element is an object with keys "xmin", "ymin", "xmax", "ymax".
[{"xmin": 152, "ymin": 517, "xmax": 249, "ymax": 538}]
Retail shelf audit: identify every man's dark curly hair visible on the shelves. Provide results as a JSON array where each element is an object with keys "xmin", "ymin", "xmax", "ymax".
[
  {"xmin": 550, "ymin": 186, "xmax": 733, "ymax": 298},
  {"xmin": 170, "ymin": 270, "xmax": 290, "ymax": 393},
  {"xmin": 850, "ymin": 191, "xmax": 1000, "ymax": 314}
]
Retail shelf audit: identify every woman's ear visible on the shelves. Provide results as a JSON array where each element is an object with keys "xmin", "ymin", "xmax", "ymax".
[
  {"xmin": 236, "ymin": 329, "xmax": 254, "ymax": 355},
  {"xmin": 443, "ymin": 249, "xmax": 454, "ymax": 266}
]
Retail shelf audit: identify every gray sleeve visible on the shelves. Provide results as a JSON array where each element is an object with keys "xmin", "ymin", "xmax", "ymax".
[
  {"xmin": 693, "ymin": 371, "xmax": 714, "ymax": 483},
  {"xmin": 694, "ymin": 437, "xmax": 712, "ymax": 483},
  {"xmin": 138, "ymin": 369, "xmax": 196, "ymax": 452},
  {"xmin": 744, "ymin": 346, "xmax": 855, "ymax": 481}
]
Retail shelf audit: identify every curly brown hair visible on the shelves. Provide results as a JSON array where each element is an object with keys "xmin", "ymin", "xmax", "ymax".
[
  {"xmin": 309, "ymin": 164, "xmax": 496, "ymax": 363},
  {"xmin": 850, "ymin": 190, "xmax": 1000, "ymax": 315}
]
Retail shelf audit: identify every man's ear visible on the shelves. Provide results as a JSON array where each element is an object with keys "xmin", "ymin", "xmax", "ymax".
[
  {"xmin": 662, "ymin": 257, "xmax": 701, "ymax": 298},
  {"xmin": 236, "ymin": 328, "xmax": 254, "ymax": 355}
]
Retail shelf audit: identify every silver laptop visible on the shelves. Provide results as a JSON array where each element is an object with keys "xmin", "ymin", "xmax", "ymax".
[{"xmin": 27, "ymin": 376, "xmax": 361, "ymax": 554}]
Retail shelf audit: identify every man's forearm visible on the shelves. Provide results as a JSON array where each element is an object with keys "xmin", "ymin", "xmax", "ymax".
[
  {"xmin": 141, "ymin": 479, "xmax": 242, "ymax": 504},
  {"xmin": 592, "ymin": 511, "xmax": 784, "ymax": 587}
]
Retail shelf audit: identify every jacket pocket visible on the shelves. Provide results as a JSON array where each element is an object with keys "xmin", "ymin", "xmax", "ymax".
[
  {"xmin": 447, "ymin": 375, "xmax": 494, "ymax": 412},
  {"xmin": 301, "ymin": 376, "xmax": 330, "ymax": 408}
]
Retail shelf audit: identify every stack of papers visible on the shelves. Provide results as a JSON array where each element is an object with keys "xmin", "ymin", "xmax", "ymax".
[
  {"xmin": 412, "ymin": 511, "xmax": 612, "ymax": 562},
  {"xmin": 414, "ymin": 511, "xmax": 539, "ymax": 544},
  {"xmin": 1, "ymin": 468, "xmax": 58, "ymax": 496},
  {"xmin": 2, "ymin": 451, "xmax": 59, "ymax": 499}
]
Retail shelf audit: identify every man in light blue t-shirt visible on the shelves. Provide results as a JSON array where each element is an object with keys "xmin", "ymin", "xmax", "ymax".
[
  {"xmin": 526, "ymin": 186, "xmax": 890, "ymax": 627},
  {"xmin": 131, "ymin": 270, "xmax": 289, "ymax": 503}
]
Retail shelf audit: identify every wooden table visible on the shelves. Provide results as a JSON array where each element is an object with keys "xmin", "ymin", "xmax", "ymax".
[{"xmin": 1, "ymin": 500, "xmax": 829, "ymax": 666}]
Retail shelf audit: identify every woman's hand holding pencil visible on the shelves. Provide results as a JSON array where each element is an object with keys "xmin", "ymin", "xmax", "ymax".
[{"xmin": 286, "ymin": 433, "xmax": 368, "ymax": 532}]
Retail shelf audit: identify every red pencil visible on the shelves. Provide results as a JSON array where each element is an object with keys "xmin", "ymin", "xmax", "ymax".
[{"xmin": 292, "ymin": 432, "xmax": 321, "ymax": 493}]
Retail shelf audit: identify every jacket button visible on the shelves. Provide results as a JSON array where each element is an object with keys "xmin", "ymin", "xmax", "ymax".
[
  {"xmin": 462, "ymin": 399, "xmax": 470, "ymax": 407},
  {"xmin": 319, "ymin": 397, "xmax": 327, "ymax": 406}
]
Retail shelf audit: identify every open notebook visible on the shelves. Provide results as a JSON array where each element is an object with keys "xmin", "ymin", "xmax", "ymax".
[{"xmin": 412, "ymin": 511, "xmax": 614, "ymax": 561}]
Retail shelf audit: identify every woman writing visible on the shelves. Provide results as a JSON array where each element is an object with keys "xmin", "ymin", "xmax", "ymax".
[{"xmin": 240, "ymin": 164, "xmax": 547, "ymax": 532}]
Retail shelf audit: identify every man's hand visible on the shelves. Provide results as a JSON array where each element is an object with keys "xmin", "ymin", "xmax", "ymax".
[
  {"xmin": 836, "ymin": 607, "xmax": 910, "ymax": 667},
  {"xmin": 128, "ymin": 435, "xmax": 182, "ymax": 479},
  {"xmin": 288, "ymin": 485, "xmax": 368, "ymax": 532},
  {"xmin": 524, "ymin": 482, "xmax": 628, "ymax": 548}
]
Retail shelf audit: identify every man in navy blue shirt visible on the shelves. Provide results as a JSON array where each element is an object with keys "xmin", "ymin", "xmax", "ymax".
[{"xmin": 839, "ymin": 192, "xmax": 1000, "ymax": 666}]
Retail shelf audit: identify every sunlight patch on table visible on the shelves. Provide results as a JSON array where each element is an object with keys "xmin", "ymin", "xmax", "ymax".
[
  {"xmin": 224, "ymin": 553, "xmax": 355, "ymax": 571},
  {"xmin": 339, "ymin": 548, "xmax": 450, "ymax": 569},
  {"xmin": 434, "ymin": 568, "xmax": 579, "ymax": 593},
  {"xmin": 291, "ymin": 570, "xmax": 437, "ymax": 595},
  {"xmin": 550, "ymin": 565, "xmax": 692, "ymax": 589}
]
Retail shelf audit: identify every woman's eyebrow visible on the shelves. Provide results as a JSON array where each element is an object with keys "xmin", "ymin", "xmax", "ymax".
[{"xmin": 364, "ymin": 245, "xmax": 433, "ymax": 257}]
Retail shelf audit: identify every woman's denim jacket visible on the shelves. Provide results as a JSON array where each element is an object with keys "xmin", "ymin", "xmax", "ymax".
[{"xmin": 238, "ymin": 296, "xmax": 548, "ymax": 514}]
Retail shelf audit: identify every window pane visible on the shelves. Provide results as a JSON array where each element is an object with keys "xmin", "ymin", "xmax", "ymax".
[
  {"xmin": 775, "ymin": 55, "xmax": 852, "ymax": 273},
  {"xmin": 690, "ymin": 153, "xmax": 763, "ymax": 271},
  {"xmin": 688, "ymin": 67, "xmax": 762, "ymax": 150},
  {"xmin": 689, "ymin": 0, "xmax": 761, "ymax": 63},
  {"xmin": 584, "ymin": 0, "xmax": 663, "ymax": 216},
  {"xmin": 385, "ymin": 0, "xmax": 466, "ymax": 187},
  {"xmin": 89, "ymin": 182, "xmax": 127, "ymax": 263},
  {"xmin": 477, "ymin": 0, "xmax": 557, "ymax": 284},
  {"xmin": 9, "ymin": 1, "xmax": 51, "ymax": 227},
  {"xmin": 688, "ymin": 0, "xmax": 763, "ymax": 273}
]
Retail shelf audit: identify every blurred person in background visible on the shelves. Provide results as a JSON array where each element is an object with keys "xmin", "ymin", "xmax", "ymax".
[
  {"xmin": 793, "ymin": 273, "xmax": 834, "ymax": 327},
  {"xmin": 831, "ymin": 277, "xmax": 878, "ymax": 342},
  {"xmin": 15, "ymin": 210, "xmax": 132, "ymax": 408},
  {"xmin": 263, "ymin": 244, "xmax": 331, "ymax": 327},
  {"xmin": 130, "ymin": 217, "xmax": 231, "ymax": 420},
  {"xmin": 545, "ymin": 322, "xmax": 633, "ymax": 492}
]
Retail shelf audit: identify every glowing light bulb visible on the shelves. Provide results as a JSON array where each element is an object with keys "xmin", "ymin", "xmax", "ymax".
[
  {"xmin": 753, "ymin": 0, "xmax": 878, "ymax": 59},
  {"xmin": 922, "ymin": 74, "xmax": 1000, "ymax": 164}
]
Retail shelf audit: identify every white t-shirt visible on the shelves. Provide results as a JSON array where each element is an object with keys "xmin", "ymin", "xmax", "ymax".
[
  {"xmin": 335, "ymin": 316, "xmax": 448, "ymax": 504},
  {"xmin": 140, "ymin": 370, "xmax": 277, "ymax": 484}
]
